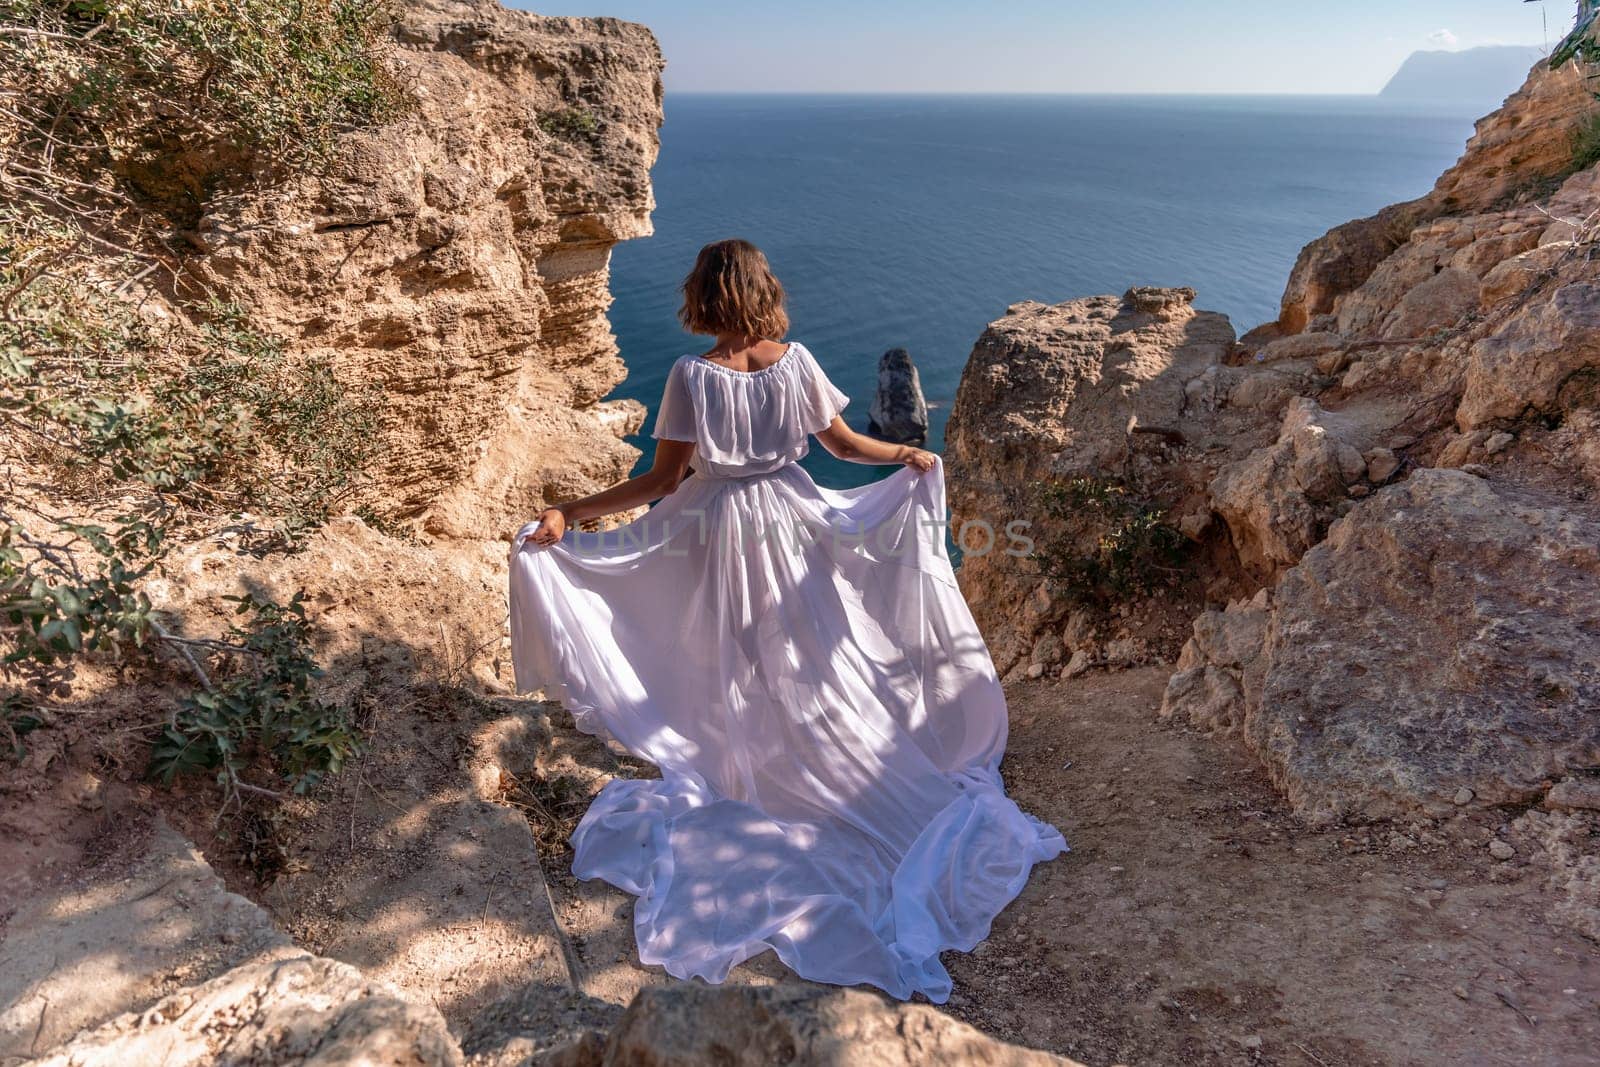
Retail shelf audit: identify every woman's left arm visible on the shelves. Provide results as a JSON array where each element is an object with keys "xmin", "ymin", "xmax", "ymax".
[
  {"xmin": 814, "ymin": 418, "xmax": 937, "ymax": 471},
  {"xmin": 526, "ymin": 439, "xmax": 696, "ymax": 546}
]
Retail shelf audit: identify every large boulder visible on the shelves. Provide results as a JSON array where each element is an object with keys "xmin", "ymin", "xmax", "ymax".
[
  {"xmin": 1247, "ymin": 470, "xmax": 1600, "ymax": 821},
  {"xmin": 1457, "ymin": 280, "xmax": 1600, "ymax": 430},
  {"xmin": 594, "ymin": 984, "xmax": 1082, "ymax": 1067},
  {"xmin": 0, "ymin": 818, "xmax": 297, "ymax": 1060},
  {"xmin": 945, "ymin": 287, "xmax": 1256, "ymax": 673}
]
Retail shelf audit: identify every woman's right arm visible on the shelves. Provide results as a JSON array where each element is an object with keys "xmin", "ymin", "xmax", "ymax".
[{"xmin": 526, "ymin": 439, "xmax": 696, "ymax": 546}]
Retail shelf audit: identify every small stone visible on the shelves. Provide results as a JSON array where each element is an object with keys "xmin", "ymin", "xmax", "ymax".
[
  {"xmin": 1453, "ymin": 787, "xmax": 1475, "ymax": 806},
  {"xmin": 1365, "ymin": 448, "xmax": 1400, "ymax": 483},
  {"xmin": 1062, "ymin": 649, "xmax": 1092, "ymax": 679},
  {"xmin": 1026, "ymin": 662, "xmax": 1046, "ymax": 680},
  {"xmin": 1387, "ymin": 832, "xmax": 1416, "ymax": 852},
  {"xmin": 1546, "ymin": 779, "xmax": 1600, "ymax": 812},
  {"xmin": 1240, "ymin": 1035, "xmax": 1263, "ymax": 1051},
  {"xmin": 1488, "ymin": 839, "xmax": 1515, "ymax": 861},
  {"xmin": 1484, "ymin": 432, "xmax": 1514, "ymax": 455},
  {"xmin": 1453, "ymin": 985, "xmax": 1470, "ymax": 1000}
]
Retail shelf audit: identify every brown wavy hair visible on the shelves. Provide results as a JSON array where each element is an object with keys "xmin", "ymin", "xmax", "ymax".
[{"xmin": 678, "ymin": 239, "xmax": 789, "ymax": 339}]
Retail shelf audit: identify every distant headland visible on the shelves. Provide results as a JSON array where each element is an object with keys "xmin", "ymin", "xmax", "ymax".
[{"xmin": 1381, "ymin": 44, "xmax": 1546, "ymax": 108}]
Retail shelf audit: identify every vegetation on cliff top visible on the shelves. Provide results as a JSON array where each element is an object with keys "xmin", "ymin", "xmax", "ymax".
[{"xmin": 1, "ymin": 0, "xmax": 402, "ymax": 804}]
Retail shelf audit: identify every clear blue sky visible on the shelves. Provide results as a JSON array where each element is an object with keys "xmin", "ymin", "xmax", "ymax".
[{"xmin": 520, "ymin": 0, "xmax": 1562, "ymax": 94}]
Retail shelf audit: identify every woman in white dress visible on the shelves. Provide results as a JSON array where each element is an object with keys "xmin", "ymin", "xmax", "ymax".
[{"xmin": 509, "ymin": 239, "xmax": 1064, "ymax": 1003}]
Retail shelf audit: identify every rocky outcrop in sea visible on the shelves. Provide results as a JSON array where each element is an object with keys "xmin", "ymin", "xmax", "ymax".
[{"xmin": 867, "ymin": 347, "xmax": 930, "ymax": 444}]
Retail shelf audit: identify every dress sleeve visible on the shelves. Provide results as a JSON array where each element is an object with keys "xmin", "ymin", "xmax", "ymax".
[
  {"xmin": 651, "ymin": 359, "xmax": 698, "ymax": 442},
  {"xmin": 795, "ymin": 343, "xmax": 849, "ymax": 433}
]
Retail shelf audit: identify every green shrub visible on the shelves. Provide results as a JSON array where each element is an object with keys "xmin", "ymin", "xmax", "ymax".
[
  {"xmin": 0, "ymin": 2, "xmax": 404, "ymax": 804},
  {"xmin": 538, "ymin": 106, "xmax": 600, "ymax": 141},
  {"xmin": 4, "ymin": 1, "xmax": 408, "ymax": 150},
  {"xmin": 1, "ymin": 0, "xmax": 408, "ymax": 221},
  {"xmin": 1551, "ymin": 3, "xmax": 1600, "ymax": 70},
  {"xmin": 150, "ymin": 592, "xmax": 359, "ymax": 795},
  {"xmin": 1573, "ymin": 113, "xmax": 1600, "ymax": 172},
  {"xmin": 0, "ymin": 206, "xmax": 380, "ymax": 799},
  {"xmin": 1030, "ymin": 478, "xmax": 1187, "ymax": 608},
  {"xmin": 0, "ymin": 209, "xmax": 385, "ymax": 531}
]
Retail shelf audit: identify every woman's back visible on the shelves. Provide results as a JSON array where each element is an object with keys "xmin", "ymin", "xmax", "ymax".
[{"xmin": 653, "ymin": 341, "xmax": 849, "ymax": 480}]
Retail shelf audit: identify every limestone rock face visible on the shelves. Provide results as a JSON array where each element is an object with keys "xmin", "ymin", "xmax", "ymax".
[
  {"xmin": 1457, "ymin": 280, "xmax": 1600, "ymax": 429},
  {"xmin": 945, "ymin": 287, "xmax": 1251, "ymax": 673},
  {"xmin": 1160, "ymin": 590, "xmax": 1269, "ymax": 736},
  {"xmin": 182, "ymin": 0, "xmax": 664, "ymax": 538},
  {"xmin": 867, "ymin": 347, "xmax": 929, "ymax": 443},
  {"xmin": 0, "ymin": 818, "xmax": 296, "ymax": 1060},
  {"xmin": 598, "ymin": 984, "xmax": 1083, "ymax": 1067},
  {"xmin": 22, "ymin": 955, "xmax": 462, "ymax": 1067},
  {"xmin": 948, "ymin": 43, "xmax": 1600, "ymax": 895},
  {"xmin": 1248, "ymin": 470, "xmax": 1600, "ymax": 821},
  {"xmin": 1278, "ymin": 54, "xmax": 1599, "ymax": 333}
]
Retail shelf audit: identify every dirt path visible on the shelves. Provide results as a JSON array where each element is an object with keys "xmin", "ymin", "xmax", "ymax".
[
  {"xmin": 950, "ymin": 669, "xmax": 1598, "ymax": 1066},
  {"xmin": 535, "ymin": 668, "xmax": 1600, "ymax": 1066}
]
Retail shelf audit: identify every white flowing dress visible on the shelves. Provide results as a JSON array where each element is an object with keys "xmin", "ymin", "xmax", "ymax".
[{"xmin": 508, "ymin": 342, "xmax": 1065, "ymax": 1003}]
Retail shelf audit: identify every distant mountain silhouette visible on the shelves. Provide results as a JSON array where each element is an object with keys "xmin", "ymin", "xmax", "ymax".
[{"xmin": 1381, "ymin": 45, "xmax": 1545, "ymax": 108}]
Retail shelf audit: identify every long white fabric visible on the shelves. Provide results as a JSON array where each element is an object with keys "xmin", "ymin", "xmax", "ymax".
[{"xmin": 508, "ymin": 342, "xmax": 1065, "ymax": 1002}]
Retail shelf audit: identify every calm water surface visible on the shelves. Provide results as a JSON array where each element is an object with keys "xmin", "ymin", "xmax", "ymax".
[{"xmin": 607, "ymin": 94, "xmax": 1484, "ymax": 486}]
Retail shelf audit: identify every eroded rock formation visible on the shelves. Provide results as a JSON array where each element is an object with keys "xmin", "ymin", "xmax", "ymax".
[
  {"xmin": 948, "ymin": 45, "xmax": 1600, "ymax": 942},
  {"xmin": 183, "ymin": 0, "xmax": 664, "ymax": 539},
  {"xmin": 944, "ymin": 287, "xmax": 1250, "ymax": 676}
]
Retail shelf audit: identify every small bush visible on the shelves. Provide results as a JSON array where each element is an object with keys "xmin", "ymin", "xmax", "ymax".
[
  {"xmin": 0, "ymin": 209, "xmax": 385, "ymax": 532},
  {"xmin": 0, "ymin": 206, "xmax": 380, "ymax": 798},
  {"xmin": 150, "ymin": 592, "xmax": 359, "ymax": 796},
  {"xmin": 538, "ymin": 106, "xmax": 600, "ymax": 141},
  {"xmin": 1030, "ymin": 478, "xmax": 1187, "ymax": 608},
  {"xmin": 4, "ymin": 1, "xmax": 408, "ymax": 151},
  {"xmin": 0, "ymin": 2, "xmax": 404, "ymax": 804},
  {"xmin": 1572, "ymin": 113, "xmax": 1600, "ymax": 173}
]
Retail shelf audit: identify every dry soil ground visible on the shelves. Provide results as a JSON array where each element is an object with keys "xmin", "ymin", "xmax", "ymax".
[
  {"xmin": 534, "ymin": 667, "xmax": 1599, "ymax": 1066},
  {"xmin": 6, "ymin": 668, "xmax": 1596, "ymax": 1066}
]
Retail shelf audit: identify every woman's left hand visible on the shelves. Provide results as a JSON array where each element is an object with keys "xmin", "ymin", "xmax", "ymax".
[
  {"xmin": 901, "ymin": 448, "xmax": 938, "ymax": 473},
  {"xmin": 529, "ymin": 507, "xmax": 568, "ymax": 546}
]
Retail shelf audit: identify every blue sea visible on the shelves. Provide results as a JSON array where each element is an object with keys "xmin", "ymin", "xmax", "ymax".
[{"xmin": 607, "ymin": 94, "xmax": 1484, "ymax": 487}]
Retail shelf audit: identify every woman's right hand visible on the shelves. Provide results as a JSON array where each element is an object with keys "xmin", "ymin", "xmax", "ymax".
[{"xmin": 529, "ymin": 507, "xmax": 568, "ymax": 547}]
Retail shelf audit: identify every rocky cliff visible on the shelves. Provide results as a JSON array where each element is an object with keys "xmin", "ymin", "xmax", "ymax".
[
  {"xmin": 1, "ymin": 4, "xmax": 1091, "ymax": 1065},
  {"xmin": 183, "ymin": 0, "xmax": 663, "ymax": 540},
  {"xmin": 948, "ymin": 49, "xmax": 1600, "ymax": 940}
]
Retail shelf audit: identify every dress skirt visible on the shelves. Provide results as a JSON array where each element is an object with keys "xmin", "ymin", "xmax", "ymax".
[{"xmin": 508, "ymin": 458, "xmax": 1065, "ymax": 1002}]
